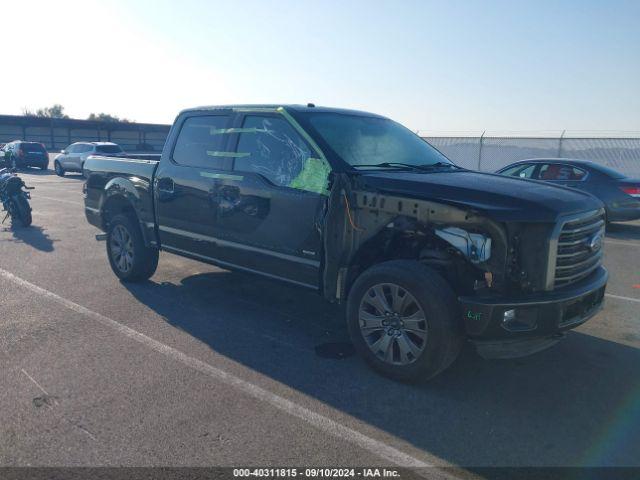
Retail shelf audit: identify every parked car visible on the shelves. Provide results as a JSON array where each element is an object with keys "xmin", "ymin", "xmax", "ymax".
[
  {"xmin": 54, "ymin": 142, "xmax": 124, "ymax": 177},
  {"xmin": 83, "ymin": 105, "xmax": 608, "ymax": 382},
  {"xmin": 2, "ymin": 141, "xmax": 49, "ymax": 170},
  {"xmin": 496, "ymin": 158, "xmax": 640, "ymax": 223}
]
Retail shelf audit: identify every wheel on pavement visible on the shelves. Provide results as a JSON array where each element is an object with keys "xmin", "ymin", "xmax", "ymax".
[
  {"xmin": 54, "ymin": 161, "xmax": 65, "ymax": 177},
  {"xmin": 346, "ymin": 260, "xmax": 463, "ymax": 382},
  {"xmin": 107, "ymin": 214, "xmax": 159, "ymax": 282},
  {"xmin": 13, "ymin": 195, "xmax": 32, "ymax": 227}
]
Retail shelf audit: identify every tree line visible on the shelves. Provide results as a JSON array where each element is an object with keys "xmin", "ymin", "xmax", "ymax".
[{"xmin": 22, "ymin": 104, "xmax": 131, "ymax": 123}]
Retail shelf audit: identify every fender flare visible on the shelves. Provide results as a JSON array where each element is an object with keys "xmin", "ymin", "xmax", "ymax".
[{"xmin": 99, "ymin": 178, "xmax": 156, "ymax": 246}]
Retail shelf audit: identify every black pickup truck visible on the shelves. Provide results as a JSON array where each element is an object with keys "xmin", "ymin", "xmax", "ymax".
[{"xmin": 84, "ymin": 105, "xmax": 608, "ymax": 381}]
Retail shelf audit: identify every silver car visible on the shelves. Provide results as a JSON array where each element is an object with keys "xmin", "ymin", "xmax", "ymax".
[{"xmin": 54, "ymin": 142, "xmax": 124, "ymax": 176}]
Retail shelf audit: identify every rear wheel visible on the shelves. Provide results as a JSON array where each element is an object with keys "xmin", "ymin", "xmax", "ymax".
[
  {"xmin": 13, "ymin": 195, "xmax": 32, "ymax": 227},
  {"xmin": 347, "ymin": 260, "xmax": 463, "ymax": 382},
  {"xmin": 54, "ymin": 161, "xmax": 65, "ymax": 177},
  {"xmin": 40, "ymin": 161, "xmax": 48, "ymax": 170},
  {"xmin": 107, "ymin": 214, "xmax": 159, "ymax": 282}
]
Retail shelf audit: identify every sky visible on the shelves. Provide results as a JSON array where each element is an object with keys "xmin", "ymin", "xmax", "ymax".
[{"xmin": 2, "ymin": 0, "xmax": 639, "ymax": 134}]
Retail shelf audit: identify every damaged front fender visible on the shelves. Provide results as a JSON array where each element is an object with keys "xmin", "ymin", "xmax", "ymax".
[{"xmin": 321, "ymin": 173, "xmax": 509, "ymax": 302}]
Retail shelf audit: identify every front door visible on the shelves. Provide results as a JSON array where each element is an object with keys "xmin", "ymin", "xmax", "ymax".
[
  {"xmin": 210, "ymin": 113, "xmax": 330, "ymax": 288},
  {"xmin": 63, "ymin": 144, "xmax": 81, "ymax": 170}
]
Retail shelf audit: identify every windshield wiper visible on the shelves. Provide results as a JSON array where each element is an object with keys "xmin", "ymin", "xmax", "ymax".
[
  {"xmin": 416, "ymin": 161, "xmax": 462, "ymax": 170},
  {"xmin": 353, "ymin": 161, "xmax": 462, "ymax": 171},
  {"xmin": 353, "ymin": 162, "xmax": 427, "ymax": 171}
]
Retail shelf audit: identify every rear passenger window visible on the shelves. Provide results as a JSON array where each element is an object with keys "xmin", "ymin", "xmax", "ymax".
[
  {"xmin": 173, "ymin": 115, "xmax": 231, "ymax": 168},
  {"xmin": 539, "ymin": 164, "xmax": 587, "ymax": 181},
  {"xmin": 234, "ymin": 115, "xmax": 312, "ymax": 187}
]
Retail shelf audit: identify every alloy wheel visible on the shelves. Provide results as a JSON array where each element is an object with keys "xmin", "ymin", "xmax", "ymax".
[
  {"xmin": 110, "ymin": 225, "xmax": 134, "ymax": 273},
  {"xmin": 358, "ymin": 283, "xmax": 428, "ymax": 365}
]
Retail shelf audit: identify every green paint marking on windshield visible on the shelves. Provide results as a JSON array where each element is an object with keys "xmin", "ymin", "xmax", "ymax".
[
  {"xmin": 199, "ymin": 172, "xmax": 244, "ymax": 181},
  {"xmin": 206, "ymin": 151, "xmax": 250, "ymax": 158},
  {"xmin": 276, "ymin": 107, "xmax": 326, "ymax": 162},
  {"xmin": 289, "ymin": 157, "xmax": 332, "ymax": 195},
  {"xmin": 276, "ymin": 107, "xmax": 331, "ymax": 196},
  {"xmin": 232, "ymin": 107, "xmax": 280, "ymax": 113}
]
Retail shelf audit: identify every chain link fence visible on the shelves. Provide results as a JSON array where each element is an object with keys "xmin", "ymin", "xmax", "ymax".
[{"xmin": 423, "ymin": 134, "xmax": 640, "ymax": 177}]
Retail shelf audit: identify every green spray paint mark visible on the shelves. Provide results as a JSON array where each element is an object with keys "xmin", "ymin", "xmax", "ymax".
[
  {"xmin": 206, "ymin": 151, "xmax": 250, "ymax": 158},
  {"xmin": 199, "ymin": 172, "xmax": 244, "ymax": 181},
  {"xmin": 289, "ymin": 157, "xmax": 331, "ymax": 195}
]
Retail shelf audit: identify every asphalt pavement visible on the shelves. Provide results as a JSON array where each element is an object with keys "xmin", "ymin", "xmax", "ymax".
[{"xmin": 1, "ymin": 164, "xmax": 639, "ymax": 472}]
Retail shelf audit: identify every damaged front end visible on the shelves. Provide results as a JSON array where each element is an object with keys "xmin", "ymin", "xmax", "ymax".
[
  {"xmin": 321, "ymin": 173, "xmax": 510, "ymax": 303},
  {"xmin": 321, "ymin": 173, "xmax": 607, "ymax": 358}
]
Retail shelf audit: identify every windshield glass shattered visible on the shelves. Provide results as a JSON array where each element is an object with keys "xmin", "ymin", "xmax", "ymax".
[{"xmin": 303, "ymin": 113, "xmax": 453, "ymax": 169}]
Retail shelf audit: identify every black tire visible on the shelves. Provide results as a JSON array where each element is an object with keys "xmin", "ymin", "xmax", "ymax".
[
  {"xmin": 40, "ymin": 162, "xmax": 48, "ymax": 171},
  {"xmin": 54, "ymin": 161, "xmax": 65, "ymax": 177},
  {"xmin": 346, "ymin": 260, "xmax": 463, "ymax": 382},
  {"xmin": 13, "ymin": 195, "xmax": 32, "ymax": 227},
  {"xmin": 106, "ymin": 214, "xmax": 159, "ymax": 282}
]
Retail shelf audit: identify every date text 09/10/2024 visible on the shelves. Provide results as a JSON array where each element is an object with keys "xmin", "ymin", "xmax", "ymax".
[{"xmin": 232, "ymin": 468, "xmax": 401, "ymax": 478}]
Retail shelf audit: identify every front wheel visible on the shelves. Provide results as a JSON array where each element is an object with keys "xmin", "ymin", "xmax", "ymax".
[
  {"xmin": 346, "ymin": 260, "xmax": 463, "ymax": 382},
  {"xmin": 12, "ymin": 195, "xmax": 32, "ymax": 227},
  {"xmin": 107, "ymin": 214, "xmax": 159, "ymax": 282},
  {"xmin": 54, "ymin": 161, "xmax": 65, "ymax": 177}
]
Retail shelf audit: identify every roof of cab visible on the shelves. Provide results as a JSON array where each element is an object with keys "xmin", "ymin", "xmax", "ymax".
[{"xmin": 178, "ymin": 104, "xmax": 388, "ymax": 119}]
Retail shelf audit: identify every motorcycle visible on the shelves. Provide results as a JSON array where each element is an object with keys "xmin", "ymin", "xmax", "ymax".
[{"xmin": 0, "ymin": 168, "xmax": 33, "ymax": 227}]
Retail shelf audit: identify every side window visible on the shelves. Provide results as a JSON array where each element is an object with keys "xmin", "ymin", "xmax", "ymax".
[
  {"xmin": 502, "ymin": 164, "xmax": 536, "ymax": 178},
  {"xmin": 569, "ymin": 166, "xmax": 587, "ymax": 181},
  {"xmin": 172, "ymin": 115, "xmax": 231, "ymax": 169},
  {"xmin": 67, "ymin": 145, "xmax": 77, "ymax": 153},
  {"xmin": 516, "ymin": 164, "xmax": 537, "ymax": 179},
  {"xmin": 234, "ymin": 115, "xmax": 314, "ymax": 188},
  {"xmin": 539, "ymin": 164, "xmax": 584, "ymax": 181}
]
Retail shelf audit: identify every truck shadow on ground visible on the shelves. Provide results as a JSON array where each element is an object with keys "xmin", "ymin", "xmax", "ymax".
[
  {"xmin": 125, "ymin": 270, "xmax": 640, "ymax": 468},
  {"xmin": 2, "ymin": 224, "xmax": 56, "ymax": 252}
]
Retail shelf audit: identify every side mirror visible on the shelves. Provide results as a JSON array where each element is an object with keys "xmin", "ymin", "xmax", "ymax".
[{"xmin": 61, "ymin": 150, "xmax": 67, "ymax": 154}]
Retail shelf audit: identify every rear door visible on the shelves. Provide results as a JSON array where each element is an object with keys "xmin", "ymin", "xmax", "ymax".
[
  {"xmin": 209, "ymin": 113, "xmax": 329, "ymax": 288},
  {"xmin": 154, "ymin": 111, "xmax": 234, "ymax": 258}
]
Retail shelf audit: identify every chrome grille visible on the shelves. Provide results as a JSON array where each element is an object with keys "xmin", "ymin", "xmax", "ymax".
[{"xmin": 554, "ymin": 210, "xmax": 605, "ymax": 288}]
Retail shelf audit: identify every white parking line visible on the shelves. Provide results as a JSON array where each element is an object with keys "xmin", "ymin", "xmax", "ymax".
[
  {"xmin": 606, "ymin": 293, "xmax": 640, "ymax": 304},
  {"xmin": 0, "ymin": 267, "xmax": 435, "ymax": 469}
]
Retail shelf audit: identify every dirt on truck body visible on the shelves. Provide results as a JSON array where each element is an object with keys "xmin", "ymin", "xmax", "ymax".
[{"xmin": 83, "ymin": 104, "xmax": 608, "ymax": 381}]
